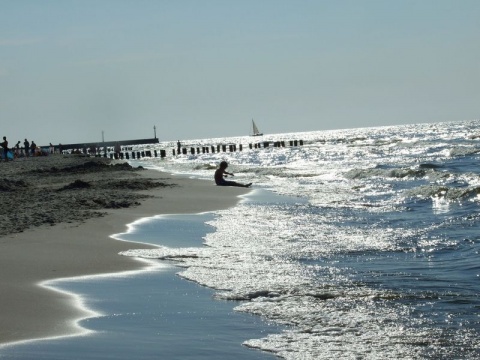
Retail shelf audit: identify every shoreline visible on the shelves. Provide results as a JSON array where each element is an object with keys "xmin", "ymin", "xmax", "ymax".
[{"xmin": 0, "ymin": 156, "xmax": 250, "ymax": 345}]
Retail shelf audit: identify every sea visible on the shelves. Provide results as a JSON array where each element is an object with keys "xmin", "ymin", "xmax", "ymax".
[{"xmin": 2, "ymin": 119, "xmax": 480, "ymax": 359}]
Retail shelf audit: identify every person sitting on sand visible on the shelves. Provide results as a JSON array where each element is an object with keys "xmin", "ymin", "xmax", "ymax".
[{"xmin": 214, "ymin": 161, "xmax": 252, "ymax": 188}]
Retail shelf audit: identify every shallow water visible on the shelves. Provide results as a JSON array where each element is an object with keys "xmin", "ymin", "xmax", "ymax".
[{"xmin": 0, "ymin": 215, "xmax": 281, "ymax": 360}]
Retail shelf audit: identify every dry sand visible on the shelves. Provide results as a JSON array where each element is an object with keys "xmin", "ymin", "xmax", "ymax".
[{"xmin": 0, "ymin": 155, "xmax": 249, "ymax": 345}]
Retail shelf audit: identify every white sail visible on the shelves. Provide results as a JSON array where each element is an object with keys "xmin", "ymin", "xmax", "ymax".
[{"xmin": 251, "ymin": 119, "xmax": 263, "ymax": 136}]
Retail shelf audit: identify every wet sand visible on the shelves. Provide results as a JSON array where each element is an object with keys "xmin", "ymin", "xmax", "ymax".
[{"xmin": 0, "ymin": 155, "xmax": 249, "ymax": 345}]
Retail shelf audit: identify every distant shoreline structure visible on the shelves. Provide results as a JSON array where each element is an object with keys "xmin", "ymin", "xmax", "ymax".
[{"xmin": 51, "ymin": 138, "xmax": 159, "ymax": 152}]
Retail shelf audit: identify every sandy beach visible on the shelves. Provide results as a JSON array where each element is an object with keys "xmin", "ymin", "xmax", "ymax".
[{"xmin": 0, "ymin": 155, "xmax": 249, "ymax": 345}]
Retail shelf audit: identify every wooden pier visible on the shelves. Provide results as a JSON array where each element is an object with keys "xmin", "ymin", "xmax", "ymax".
[{"xmin": 57, "ymin": 137, "xmax": 159, "ymax": 152}]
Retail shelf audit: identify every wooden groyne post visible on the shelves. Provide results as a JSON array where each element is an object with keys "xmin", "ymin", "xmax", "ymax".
[{"xmin": 103, "ymin": 137, "xmax": 305, "ymax": 160}]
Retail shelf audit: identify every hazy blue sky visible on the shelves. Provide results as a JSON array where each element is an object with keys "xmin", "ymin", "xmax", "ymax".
[{"xmin": 1, "ymin": 0, "xmax": 479, "ymax": 145}]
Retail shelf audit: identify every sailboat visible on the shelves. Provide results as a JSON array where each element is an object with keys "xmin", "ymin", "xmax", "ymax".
[{"xmin": 251, "ymin": 119, "xmax": 263, "ymax": 136}]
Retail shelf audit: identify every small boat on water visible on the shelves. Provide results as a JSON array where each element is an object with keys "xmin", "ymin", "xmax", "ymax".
[{"xmin": 251, "ymin": 119, "xmax": 263, "ymax": 136}]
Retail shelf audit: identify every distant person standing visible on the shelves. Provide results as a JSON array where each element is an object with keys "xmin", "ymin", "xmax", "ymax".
[
  {"xmin": 15, "ymin": 141, "xmax": 21, "ymax": 157},
  {"xmin": 24, "ymin": 139, "xmax": 30, "ymax": 157},
  {"xmin": 30, "ymin": 141, "xmax": 36, "ymax": 156},
  {"xmin": 114, "ymin": 142, "xmax": 121, "ymax": 159},
  {"xmin": 1, "ymin": 136, "xmax": 9, "ymax": 161},
  {"xmin": 177, "ymin": 140, "xmax": 181, "ymax": 155}
]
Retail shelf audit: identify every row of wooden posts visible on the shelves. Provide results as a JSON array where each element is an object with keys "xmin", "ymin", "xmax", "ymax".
[{"xmin": 110, "ymin": 139, "xmax": 304, "ymax": 160}]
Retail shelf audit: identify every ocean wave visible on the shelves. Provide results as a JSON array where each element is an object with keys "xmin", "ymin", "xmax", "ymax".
[
  {"xmin": 405, "ymin": 184, "xmax": 480, "ymax": 201},
  {"xmin": 346, "ymin": 138, "xmax": 403, "ymax": 148},
  {"xmin": 236, "ymin": 166, "xmax": 321, "ymax": 180},
  {"xmin": 192, "ymin": 163, "xmax": 217, "ymax": 171},
  {"xmin": 345, "ymin": 167, "xmax": 430, "ymax": 180},
  {"xmin": 418, "ymin": 163, "xmax": 443, "ymax": 169},
  {"xmin": 449, "ymin": 146, "xmax": 480, "ymax": 158},
  {"xmin": 120, "ymin": 247, "xmax": 205, "ymax": 261}
]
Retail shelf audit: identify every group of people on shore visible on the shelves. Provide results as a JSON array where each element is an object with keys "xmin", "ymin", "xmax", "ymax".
[{"xmin": 0, "ymin": 136, "xmax": 54, "ymax": 161}]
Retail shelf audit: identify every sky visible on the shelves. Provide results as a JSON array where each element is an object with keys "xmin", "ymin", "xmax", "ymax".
[{"xmin": 1, "ymin": 0, "xmax": 479, "ymax": 145}]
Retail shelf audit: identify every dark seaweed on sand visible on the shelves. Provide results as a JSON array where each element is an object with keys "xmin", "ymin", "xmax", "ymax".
[{"xmin": 0, "ymin": 158, "xmax": 175, "ymax": 236}]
